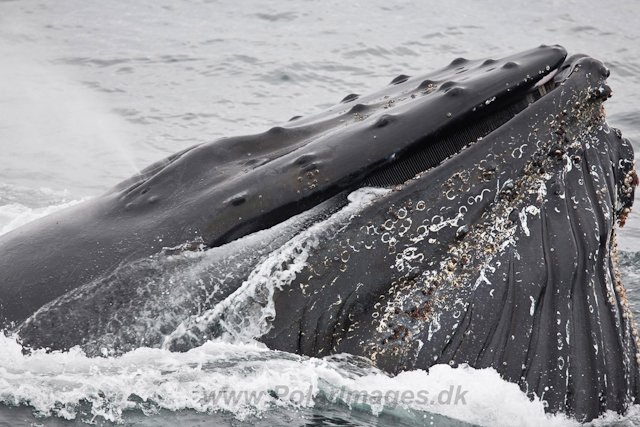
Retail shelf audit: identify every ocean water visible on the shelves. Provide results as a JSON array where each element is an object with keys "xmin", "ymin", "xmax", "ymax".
[{"xmin": 1, "ymin": 0, "xmax": 640, "ymax": 425}]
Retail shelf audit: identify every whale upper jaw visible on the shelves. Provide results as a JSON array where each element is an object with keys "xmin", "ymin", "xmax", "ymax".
[{"xmin": 197, "ymin": 44, "xmax": 570, "ymax": 247}]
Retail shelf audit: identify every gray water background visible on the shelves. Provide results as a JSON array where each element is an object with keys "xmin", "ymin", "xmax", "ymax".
[{"xmin": 2, "ymin": 0, "xmax": 640, "ymax": 426}]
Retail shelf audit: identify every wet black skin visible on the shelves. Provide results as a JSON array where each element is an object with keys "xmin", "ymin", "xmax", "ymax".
[{"xmin": 1, "ymin": 45, "xmax": 637, "ymax": 421}]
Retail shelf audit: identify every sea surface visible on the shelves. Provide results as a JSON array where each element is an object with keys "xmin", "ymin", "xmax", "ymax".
[{"xmin": 1, "ymin": 0, "xmax": 640, "ymax": 426}]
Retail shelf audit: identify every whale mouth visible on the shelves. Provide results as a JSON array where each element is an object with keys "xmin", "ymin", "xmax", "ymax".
[{"xmin": 206, "ymin": 45, "xmax": 568, "ymax": 247}]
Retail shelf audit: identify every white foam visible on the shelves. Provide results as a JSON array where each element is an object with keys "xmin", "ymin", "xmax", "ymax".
[
  {"xmin": 0, "ymin": 198, "xmax": 87, "ymax": 236},
  {"xmin": 0, "ymin": 331, "xmax": 611, "ymax": 426}
]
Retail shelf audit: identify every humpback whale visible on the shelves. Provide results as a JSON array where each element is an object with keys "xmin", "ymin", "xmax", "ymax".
[{"xmin": 0, "ymin": 45, "xmax": 637, "ymax": 421}]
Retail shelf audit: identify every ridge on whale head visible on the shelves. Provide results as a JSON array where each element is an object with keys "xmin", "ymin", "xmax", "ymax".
[{"xmin": 0, "ymin": 45, "xmax": 638, "ymax": 421}]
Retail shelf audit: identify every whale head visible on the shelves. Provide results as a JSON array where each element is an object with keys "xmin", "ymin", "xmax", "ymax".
[{"xmin": 2, "ymin": 45, "xmax": 637, "ymax": 422}]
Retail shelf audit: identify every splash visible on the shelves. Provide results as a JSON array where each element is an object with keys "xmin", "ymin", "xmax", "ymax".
[
  {"xmin": 0, "ymin": 183, "xmax": 88, "ymax": 236},
  {"xmin": 0, "ymin": 332, "xmax": 588, "ymax": 426}
]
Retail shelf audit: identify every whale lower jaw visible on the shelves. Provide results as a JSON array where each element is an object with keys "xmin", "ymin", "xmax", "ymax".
[{"xmin": 261, "ymin": 54, "xmax": 638, "ymax": 422}]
